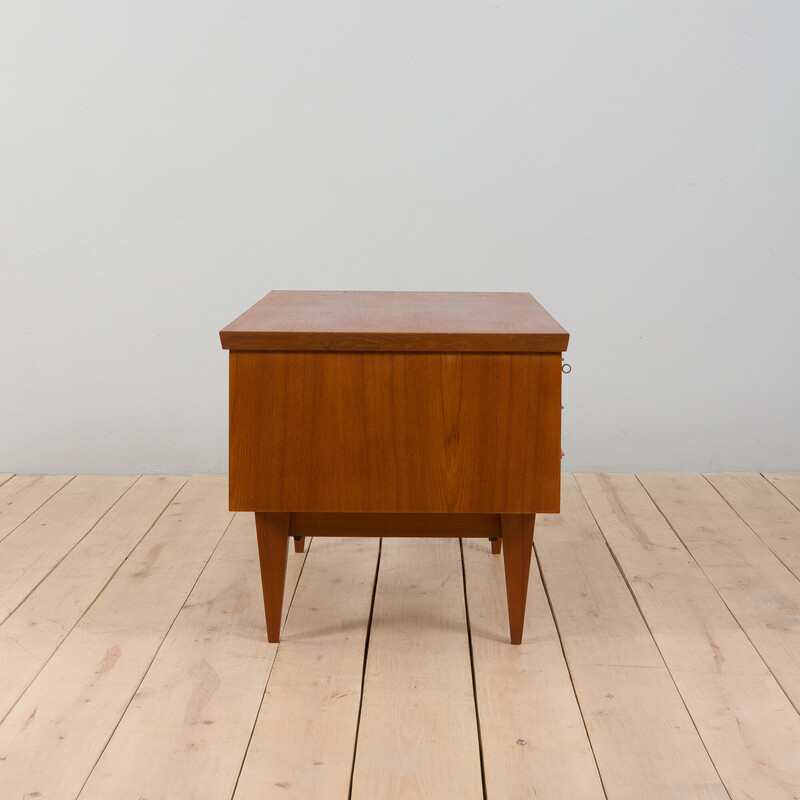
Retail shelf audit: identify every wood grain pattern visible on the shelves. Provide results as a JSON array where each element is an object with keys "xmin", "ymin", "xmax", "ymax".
[
  {"xmin": 535, "ymin": 477, "xmax": 729, "ymax": 799},
  {"xmin": 764, "ymin": 473, "xmax": 800, "ymax": 509},
  {"xmin": 578, "ymin": 472, "xmax": 800, "ymax": 799},
  {"xmin": 1, "ymin": 474, "xmax": 799, "ymax": 798},
  {"xmin": 255, "ymin": 512, "xmax": 290, "ymax": 643},
  {"xmin": 220, "ymin": 290, "xmax": 569, "ymax": 352},
  {"xmin": 639, "ymin": 473, "xmax": 800, "ymax": 713},
  {"xmin": 0, "ymin": 475, "xmax": 136, "ymax": 623},
  {"xmin": 0, "ymin": 475, "xmax": 185, "ymax": 722},
  {"xmin": 78, "ymin": 513, "xmax": 308, "ymax": 800},
  {"xmin": 500, "ymin": 514, "xmax": 535, "ymax": 645},
  {"xmin": 351, "ymin": 537, "xmax": 482, "ymax": 800},
  {"xmin": 462, "ymin": 538, "xmax": 605, "ymax": 800},
  {"xmin": 229, "ymin": 352, "xmax": 562, "ymax": 513},
  {"xmin": 706, "ymin": 472, "xmax": 800, "ymax": 581},
  {"xmin": 233, "ymin": 537, "xmax": 379, "ymax": 800},
  {"xmin": 0, "ymin": 475, "xmax": 233, "ymax": 800},
  {"xmin": 0, "ymin": 474, "xmax": 73, "ymax": 543},
  {"xmin": 0, "ymin": 473, "xmax": 12, "ymax": 487}
]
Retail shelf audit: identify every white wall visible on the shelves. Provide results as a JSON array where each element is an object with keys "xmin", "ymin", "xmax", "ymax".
[{"xmin": 1, "ymin": 1, "xmax": 798, "ymax": 474}]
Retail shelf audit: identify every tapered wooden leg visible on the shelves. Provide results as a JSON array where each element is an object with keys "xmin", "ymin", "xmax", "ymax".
[
  {"xmin": 489, "ymin": 536, "xmax": 502, "ymax": 555},
  {"xmin": 254, "ymin": 512, "xmax": 290, "ymax": 643},
  {"xmin": 293, "ymin": 535, "xmax": 305, "ymax": 553},
  {"xmin": 501, "ymin": 514, "xmax": 535, "ymax": 645}
]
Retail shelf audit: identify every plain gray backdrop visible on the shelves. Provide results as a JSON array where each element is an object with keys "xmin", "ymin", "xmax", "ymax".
[{"xmin": 1, "ymin": 1, "xmax": 798, "ymax": 474}]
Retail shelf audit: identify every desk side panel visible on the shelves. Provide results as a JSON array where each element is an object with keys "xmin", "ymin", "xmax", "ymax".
[{"xmin": 229, "ymin": 352, "xmax": 561, "ymax": 514}]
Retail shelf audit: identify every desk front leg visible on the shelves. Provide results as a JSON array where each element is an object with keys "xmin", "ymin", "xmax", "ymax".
[
  {"xmin": 501, "ymin": 514, "xmax": 535, "ymax": 645},
  {"xmin": 254, "ymin": 512, "xmax": 290, "ymax": 643}
]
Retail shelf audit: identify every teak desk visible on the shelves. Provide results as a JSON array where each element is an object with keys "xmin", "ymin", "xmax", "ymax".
[{"xmin": 220, "ymin": 290, "xmax": 569, "ymax": 644}]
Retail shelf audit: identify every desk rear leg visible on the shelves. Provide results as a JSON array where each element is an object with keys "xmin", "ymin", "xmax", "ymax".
[
  {"xmin": 500, "ymin": 514, "xmax": 535, "ymax": 645},
  {"xmin": 254, "ymin": 512, "xmax": 290, "ymax": 643}
]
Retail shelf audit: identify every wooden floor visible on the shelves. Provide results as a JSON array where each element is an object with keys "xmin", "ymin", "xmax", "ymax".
[{"xmin": 1, "ymin": 474, "xmax": 800, "ymax": 799}]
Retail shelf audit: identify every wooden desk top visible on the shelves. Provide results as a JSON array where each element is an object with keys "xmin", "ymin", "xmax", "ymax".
[{"xmin": 220, "ymin": 290, "xmax": 569, "ymax": 352}]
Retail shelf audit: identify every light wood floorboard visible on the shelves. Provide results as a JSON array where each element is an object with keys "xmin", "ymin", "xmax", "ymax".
[
  {"xmin": 0, "ymin": 475, "xmax": 186, "ymax": 722},
  {"xmin": 536, "ymin": 476, "xmax": 729, "ymax": 799},
  {"xmin": 79, "ymin": 513, "xmax": 308, "ymax": 800},
  {"xmin": 640, "ymin": 474, "xmax": 800, "ymax": 714},
  {"xmin": 764, "ymin": 473, "xmax": 800, "ymax": 510},
  {"xmin": 462, "ymin": 536, "xmax": 605, "ymax": 800},
  {"xmin": 0, "ymin": 474, "xmax": 798, "ymax": 800},
  {"xmin": 351, "ymin": 537, "xmax": 482, "ymax": 800},
  {"xmin": 578, "ymin": 473, "xmax": 800, "ymax": 799},
  {"xmin": 234, "ymin": 536, "xmax": 379, "ymax": 800},
  {"xmin": 0, "ymin": 474, "xmax": 73, "ymax": 543},
  {"xmin": 0, "ymin": 475, "xmax": 135, "ymax": 622},
  {"xmin": 706, "ymin": 472, "xmax": 800, "ymax": 581},
  {"xmin": 0, "ymin": 475, "xmax": 233, "ymax": 800}
]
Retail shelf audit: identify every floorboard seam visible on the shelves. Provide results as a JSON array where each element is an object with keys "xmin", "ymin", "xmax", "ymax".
[
  {"xmin": 636, "ymin": 474, "xmax": 800, "ymax": 719},
  {"xmin": 1, "ymin": 476, "xmax": 136, "ymax": 627},
  {"xmin": 581, "ymin": 478, "xmax": 733, "ymax": 799},
  {"xmin": 533, "ymin": 539, "xmax": 610, "ymax": 800},
  {"xmin": 762, "ymin": 473, "xmax": 800, "ymax": 514},
  {"xmin": 0, "ymin": 477, "xmax": 186, "ymax": 728},
  {"xmin": 347, "ymin": 536, "xmax": 382, "ymax": 800},
  {"xmin": 703, "ymin": 473, "xmax": 800, "ymax": 583},
  {"xmin": 73, "ymin": 507, "xmax": 237, "ymax": 800},
  {"xmin": 459, "ymin": 538, "xmax": 488, "ymax": 800},
  {"xmin": 229, "ymin": 532, "xmax": 313, "ymax": 800},
  {"xmin": 0, "ymin": 474, "xmax": 77, "ymax": 546}
]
